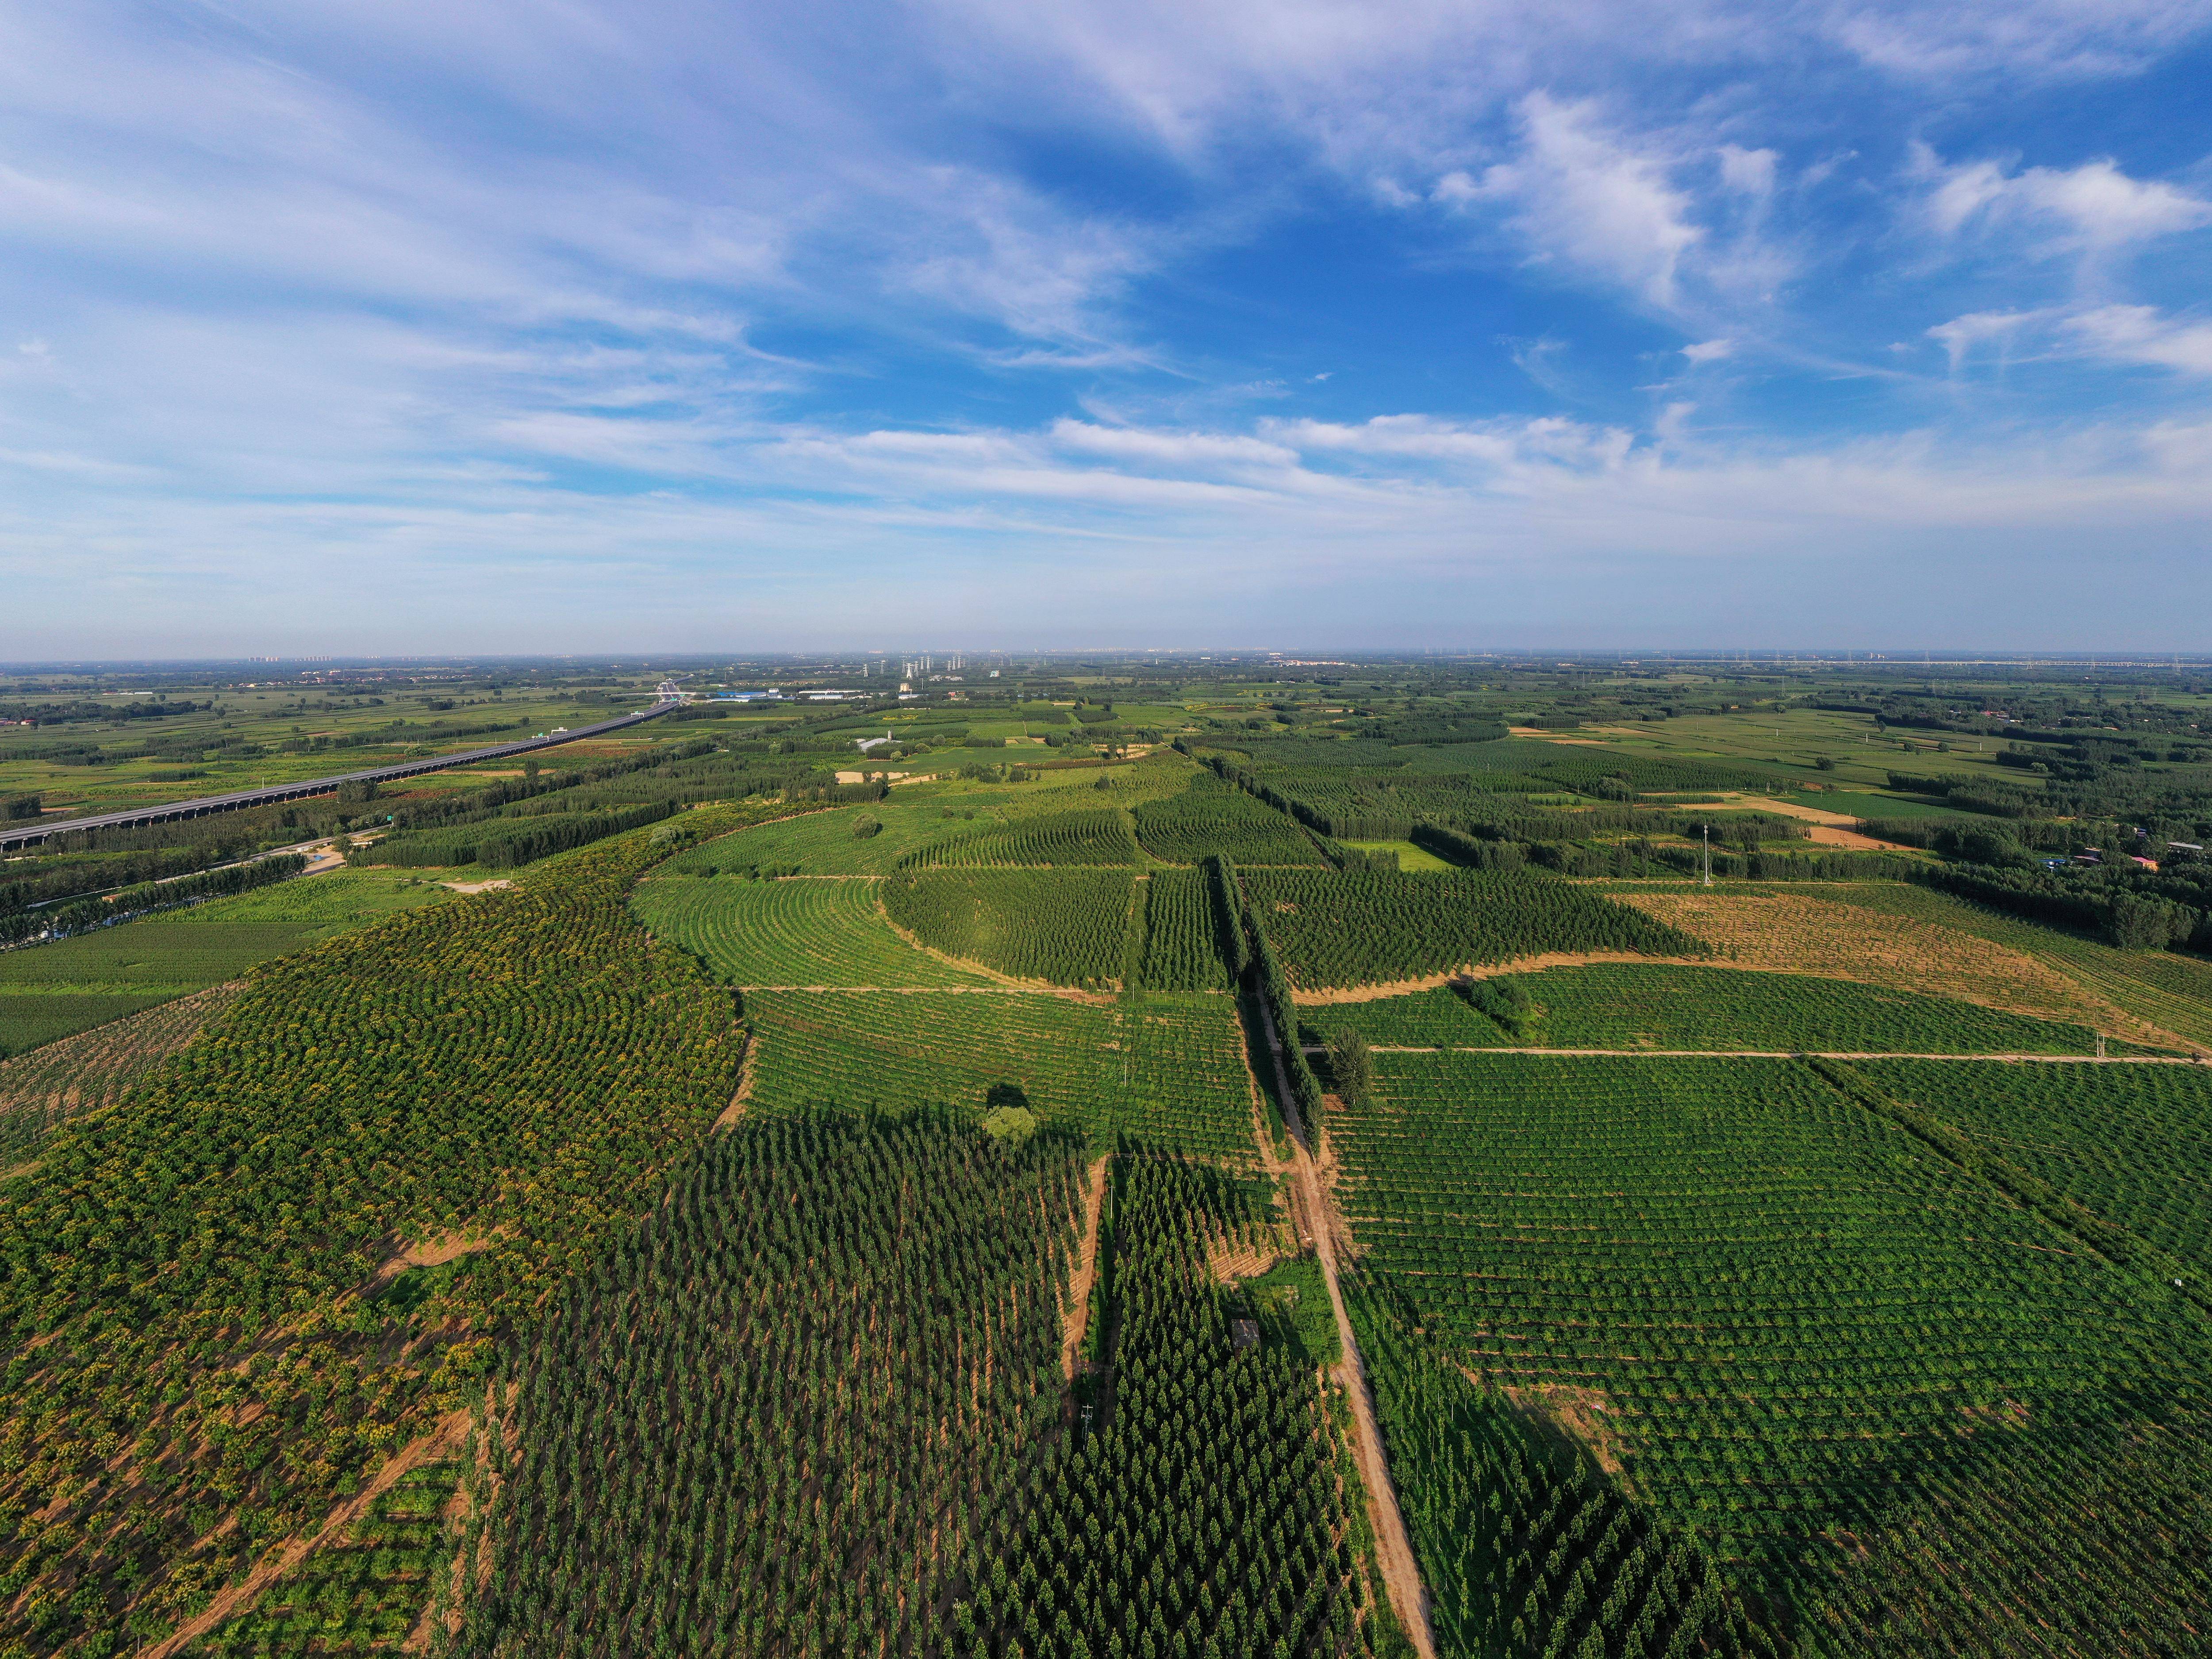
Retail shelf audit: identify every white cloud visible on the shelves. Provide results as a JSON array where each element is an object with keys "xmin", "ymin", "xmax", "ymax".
[
  {"xmin": 1916, "ymin": 146, "xmax": 2212, "ymax": 253},
  {"xmin": 1832, "ymin": 0, "xmax": 2212, "ymax": 82},
  {"xmin": 2067, "ymin": 305, "xmax": 2212, "ymax": 374},
  {"xmin": 1682, "ymin": 338, "xmax": 1735, "ymax": 363},
  {"xmin": 1718, "ymin": 145, "xmax": 1778, "ymax": 198},
  {"xmin": 1926, "ymin": 309, "xmax": 2044, "ymax": 371},
  {"xmin": 1438, "ymin": 94, "xmax": 1703, "ymax": 308}
]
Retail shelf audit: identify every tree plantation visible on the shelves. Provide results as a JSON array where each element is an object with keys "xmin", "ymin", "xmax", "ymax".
[{"xmin": 8, "ymin": 654, "xmax": 2212, "ymax": 1657}]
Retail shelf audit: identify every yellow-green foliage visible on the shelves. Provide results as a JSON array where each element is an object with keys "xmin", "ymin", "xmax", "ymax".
[{"xmin": 0, "ymin": 821, "xmax": 744, "ymax": 1655}]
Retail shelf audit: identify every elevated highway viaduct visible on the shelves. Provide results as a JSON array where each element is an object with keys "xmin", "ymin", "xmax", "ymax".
[{"xmin": 0, "ymin": 699, "xmax": 682, "ymax": 854}]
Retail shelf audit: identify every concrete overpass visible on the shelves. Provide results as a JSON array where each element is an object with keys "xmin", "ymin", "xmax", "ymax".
[{"xmin": 0, "ymin": 700, "xmax": 682, "ymax": 853}]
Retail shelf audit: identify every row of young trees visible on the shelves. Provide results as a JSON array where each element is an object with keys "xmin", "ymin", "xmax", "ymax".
[
  {"xmin": 450, "ymin": 1111, "xmax": 1087, "ymax": 1659},
  {"xmin": 0, "ymin": 814, "xmax": 753, "ymax": 1654},
  {"xmin": 959, "ymin": 1152, "xmax": 1379, "ymax": 1659},
  {"xmin": 0, "ymin": 851, "xmax": 307, "ymax": 943}
]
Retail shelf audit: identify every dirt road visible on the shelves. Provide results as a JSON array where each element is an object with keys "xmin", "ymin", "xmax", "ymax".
[{"xmin": 1252, "ymin": 998, "xmax": 1436, "ymax": 1659}]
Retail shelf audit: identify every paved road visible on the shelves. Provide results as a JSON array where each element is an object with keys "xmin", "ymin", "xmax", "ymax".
[{"xmin": 1, "ymin": 702, "xmax": 680, "ymax": 852}]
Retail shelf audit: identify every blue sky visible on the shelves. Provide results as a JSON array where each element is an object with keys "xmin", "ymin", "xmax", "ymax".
[{"xmin": 3, "ymin": 1, "xmax": 2210, "ymax": 655}]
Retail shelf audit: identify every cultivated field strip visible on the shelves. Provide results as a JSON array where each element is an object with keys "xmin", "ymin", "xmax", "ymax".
[
  {"xmin": 632, "ymin": 873, "xmax": 996, "ymax": 987},
  {"xmin": 1613, "ymin": 887, "xmax": 2177, "ymax": 1046},
  {"xmin": 1318, "ymin": 1053, "xmax": 2212, "ymax": 1637},
  {"xmin": 1860, "ymin": 1057, "xmax": 2212, "ymax": 1269},
  {"xmin": 1137, "ymin": 866, "xmax": 1233, "ymax": 990},
  {"xmin": 1299, "ymin": 964, "xmax": 2114, "ymax": 1055},
  {"xmin": 1329, "ymin": 1049, "xmax": 2212, "ymax": 1649},
  {"xmin": 743, "ymin": 988, "xmax": 1258, "ymax": 1161},
  {"xmin": 881, "ymin": 867, "xmax": 1134, "ymax": 987},
  {"xmin": 0, "ymin": 980, "xmax": 245, "ymax": 1164}
]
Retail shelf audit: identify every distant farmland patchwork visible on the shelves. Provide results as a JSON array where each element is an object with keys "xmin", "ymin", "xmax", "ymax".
[{"xmin": 8, "ymin": 669, "xmax": 2212, "ymax": 1659}]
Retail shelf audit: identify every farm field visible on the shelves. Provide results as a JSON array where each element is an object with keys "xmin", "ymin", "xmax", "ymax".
[
  {"xmin": 654, "ymin": 803, "xmax": 945, "ymax": 875},
  {"xmin": 1856, "ymin": 1057, "xmax": 2212, "ymax": 1269},
  {"xmin": 632, "ymin": 872, "xmax": 996, "ymax": 987},
  {"xmin": 20, "ymin": 656, "xmax": 2212, "ymax": 1658},
  {"xmin": 881, "ymin": 867, "xmax": 1134, "ymax": 987},
  {"xmin": 1244, "ymin": 868, "xmax": 1703, "ymax": 991},
  {"xmin": 1329, "ymin": 1048, "xmax": 2212, "ymax": 1653},
  {"xmin": 1136, "ymin": 867, "xmax": 1234, "ymax": 990},
  {"xmin": 0, "ymin": 921, "xmax": 318, "ymax": 1052},
  {"xmin": 1300, "ymin": 962, "xmax": 2113, "ymax": 1055},
  {"xmin": 1605, "ymin": 884, "xmax": 2180, "ymax": 1045},
  {"xmin": 742, "ymin": 988, "xmax": 1259, "ymax": 1162},
  {"xmin": 1131, "ymin": 770, "xmax": 1327, "ymax": 864},
  {"xmin": 0, "ymin": 872, "xmax": 450, "ymax": 1055},
  {"xmin": 0, "ymin": 981, "xmax": 246, "ymax": 1163},
  {"xmin": 456, "ymin": 1113, "xmax": 1086, "ymax": 1659},
  {"xmin": 1788, "ymin": 880, "xmax": 2212, "ymax": 1052}
]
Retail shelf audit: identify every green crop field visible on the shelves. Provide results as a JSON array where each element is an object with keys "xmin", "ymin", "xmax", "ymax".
[
  {"xmin": 902, "ymin": 805, "xmax": 1143, "ymax": 867},
  {"xmin": 167, "ymin": 867, "xmax": 453, "ymax": 928},
  {"xmin": 656, "ymin": 804, "xmax": 951, "ymax": 875},
  {"xmin": 1302, "ymin": 963, "xmax": 2107, "ymax": 1054},
  {"xmin": 633, "ymin": 873, "xmax": 995, "ymax": 987},
  {"xmin": 743, "ymin": 989, "xmax": 1258, "ymax": 1161},
  {"xmin": 1793, "ymin": 881, "xmax": 2212, "ymax": 1051},
  {"xmin": 1857, "ymin": 1058, "xmax": 2212, "ymax": 1270},
  {"xmin": 1242, "ymin": 868, "xmax": 1704, "ymax": 988},
  {"xmin": 1331, "ymin": 1049, "xmax": 2212, "ymax": 1651},
  {"xmin": 881, "ymin": 868, "xmax": 1134, "ymax": 987}
]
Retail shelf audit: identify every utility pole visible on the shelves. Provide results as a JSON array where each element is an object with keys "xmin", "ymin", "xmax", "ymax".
[{"xmin": 1703, "ymin": 824, "xmax": 1713, "ymax": 888}]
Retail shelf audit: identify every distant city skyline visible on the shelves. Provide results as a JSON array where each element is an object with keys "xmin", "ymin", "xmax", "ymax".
[{"xmin": 4, "ymin": 2, "xmax": 2211, "ymax": 654}]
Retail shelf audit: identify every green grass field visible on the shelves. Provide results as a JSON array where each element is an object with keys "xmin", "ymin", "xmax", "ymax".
[
  {"xmin": 632, "ymin": 875, "xmax": 995, "ymax": 987},
  {"xmin": 168, "ymin": 868, "xmax": 453, "ymax": 929},
  {"xmin": 1302, "ymin": 963, "xmax": 2107, "ymax": 1054}
]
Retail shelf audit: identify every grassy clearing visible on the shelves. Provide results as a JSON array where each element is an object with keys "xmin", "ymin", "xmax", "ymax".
[
  {"xmin": 742, "ymin": 989, "xmax": 1257, "ymax": 1162},
  {"xmin": 1302, "ymin": 963, "xmax": 2111, "ymax": 1055},
  {"xmin": 1340, "ymin": 838, "xmax": 1455, "ymax": 872},
  {"xmin": 169, "ymin": 868, "xmax": 453, "ymax": 928},
  {"xmin": 632, "ymin": 875, "xmax": 994, "ymax": 987}
]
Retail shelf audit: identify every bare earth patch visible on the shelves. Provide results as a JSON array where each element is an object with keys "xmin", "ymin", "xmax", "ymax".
[
  {"xmin": 1062, "ymin": 1155, "xmax": 1110, "ymax": 1379},
  {"xmin": 138, "ymin": 1410, "xmax": 472, "ymax": 1659},
  {"xmin": 353, "ymin": 1233, "xmax": 501, "ymax": 1300},
  {"xmin": 440, "ymin": 878, "xmax": 515, "ymax": 895},
  {"xmin": 1614, "ymin": 890, "xmax": 2182, "ymax": 1047},
  {"xmin": 1294, "ymin": 951, "xmax": 1706, "ymax": 1005},
  {"xmin": 1500, "ymin": 1382, "xmax": 1628, "ymax": 1477}
]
